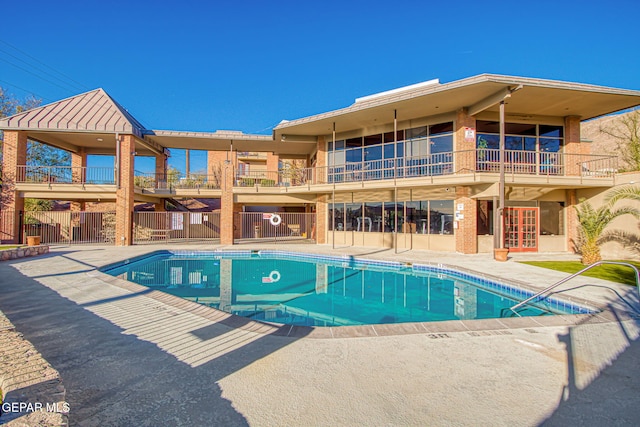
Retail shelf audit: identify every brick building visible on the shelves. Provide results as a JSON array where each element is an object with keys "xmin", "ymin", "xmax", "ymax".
[{"xmin": 2, "ymin": 74, "xmax": 639, "ymax": 254}]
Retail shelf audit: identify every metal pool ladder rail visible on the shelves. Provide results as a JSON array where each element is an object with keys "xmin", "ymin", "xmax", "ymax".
[{"xmin": 508, "ymin": 261, "xmax": 640, "ymax": 317}]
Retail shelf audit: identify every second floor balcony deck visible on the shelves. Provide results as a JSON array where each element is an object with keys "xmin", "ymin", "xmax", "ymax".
[
  {"xmin": 235, "ymin": 149, "xmax": 618, "ymax": 189},
  {"xmin": 11, "ymin": 149, "xmax": 617, "ymax": 196}
]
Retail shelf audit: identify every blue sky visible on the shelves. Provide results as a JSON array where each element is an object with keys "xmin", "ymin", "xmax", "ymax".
[{"xmin": 2, "ymin": 0, "xmax": 640, "ymax": 173}]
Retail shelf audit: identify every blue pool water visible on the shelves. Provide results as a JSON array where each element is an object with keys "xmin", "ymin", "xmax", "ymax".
[{"xmin": 102, "ymin": 251, "xmax": 593, "ymax": 327}]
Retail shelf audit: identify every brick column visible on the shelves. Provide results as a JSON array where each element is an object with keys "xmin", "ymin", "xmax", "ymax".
[
  {"xmin": 314, "ymin": 135, "xmax": 328, "ymax": 243},
  {"xmin": 208, "ymin": 150, "xmax": 235, "ymax": 188},
  {"xmin": 266, "ymin": 152, "xmax": 279, "ymax": 173},
  {"xmin": 154, "ymin": 152, "xmax": 167, "ymax": 212},
  {"xmin": 315, "ymin": 194, "xmax": 327, "ymax": 244},
  {"xmin": 454, "ymin": 186, "xmax": 477, "ymax": 254},
  {"xmin": 455, "ymin": 108, "xmax": 476, "ymax": 173},
  {"xmin": 70, "ymin": 148, "xmax": 87, "ymax": 214},
  {"xmin": 564, "ymin": 116, "xmax": 583, "ymax": 176},
  {"xmin": 220, "ymin": 161, "xmax": 235, "ymax": 245},
  {"xmin": 115, "ymin": 135, "xmax": 135, "ymax": 246},
  {"xmin": 71, "ymin": 148, "xmax": 87, "ymax": 183},
  {"xmin": 566, "ymin": 189, "xmax": 578, "ymax": 253},
  {"xmin": 1, "ymin": 131, "xmax": 27, "ymax": 243},
  {"xmin": 316, "ymin": 136, "xmax": 327, "ymax": 183},
  {"xmin": 155, "ymin": 152, "xmax": 167, "ymax": 186}
]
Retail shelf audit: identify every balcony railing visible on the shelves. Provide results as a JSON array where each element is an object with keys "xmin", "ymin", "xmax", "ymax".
[
  {"xmin": 16, "ymin": 166, "xmax": 116, "ymax": 184},
  {"xmin": 10, "ymin": 149, "xmax": 615, "ymax": 192},
  {"xmin": 232, "ymin": 149, "xmax": 617, "ymax": 188},
  {"xmin": 133, "ymin": 171, "xmax": 222, "ymax": 190},
  {"xmin": 235, "ymin": 171, "xmax": 279, "ymax": 187}
]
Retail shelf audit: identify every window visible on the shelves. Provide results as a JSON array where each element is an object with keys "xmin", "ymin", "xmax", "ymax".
[
  {"xmin": 384, "ymin": 202, "xmax": 404, "ymax": 232},
  {"xmin": 329, "ymin": 203, "xmax": 345, "ymax": 231},
  {"xmin": 345, "ymin": 203, "xmax": 361, "ymax": 231},
  {"xmin": 429, "ymin": 200, "xmax": 454, "ymax": 234},
  {"xmin": 364, "ymin": 202, "xmax": 383, "ymax": 232},
  {"xmin": 405, "ymin": 201, "xmax": 428, "ymax": 234},
  {"xmin": 540, "ymin": 202, "xmax": 564, "ymax": 235}
]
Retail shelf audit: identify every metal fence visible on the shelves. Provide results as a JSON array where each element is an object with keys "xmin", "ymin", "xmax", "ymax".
[
  {"xmin": 1, "ymin": 210, "xmax": 17, "ymax": 243},
  {"xmin": 21, "ymin": 210, "xmax": 117, "ymax": 244},
  {"xmin": 235, "ymin": 212, "xmax": 316, "ymax": 242},
  {"xmin": 133, "ymin": 211, "xmax": 221, "ymax": 244}
]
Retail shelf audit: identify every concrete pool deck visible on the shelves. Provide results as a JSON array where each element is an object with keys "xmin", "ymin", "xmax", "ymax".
[{"xmin": 0, "ymin": 243, "xmax": 639, "ymax": 426}]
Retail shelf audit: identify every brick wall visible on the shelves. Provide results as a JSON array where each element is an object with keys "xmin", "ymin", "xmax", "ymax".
[
  {"xmin": 314, "ymin": 136, "xmax": 328, "ymax": 243},
  {"xmin": 316, "ymin": 194, "xmax": 327, "ymax": 244},
  {"xmin": 564, "ymin": 116, "xmax": 584, "ymax": 176},
  {"xmin": 115, "ymin": 135, "xmax": 135, "ymax": 246},
  {"xmin": 1, "ymin": 131, "xmax": 27, "ymax": 242},
  {"xmin": 565, "ymin": 189, "xmax": 578, "ymax": 253},
  {"xmin": 455, "ymin": 109, "xmax": 476, "ymax": 173},
  {"xmin": 71, "ymin": 148, "xmax": 87, "ymax": 183},
  {"xmin": 155, "ymin": 152, "xmax": 167, "ymax": 181},
  {"xmin": 220, "ymin": 162, "xmax": 235, "ymax": 245},
  {"xmin": 266, "ymin": 152, "xmax": 279, "ymax": 174},
  {"xmin": 454, "ymin": 186, "xmax": 478, "ymax": 254}
]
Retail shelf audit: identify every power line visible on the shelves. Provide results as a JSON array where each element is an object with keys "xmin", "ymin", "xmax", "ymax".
[
  {"xmin": 0, "ymin": 38, "xmax": 89, "ymax": 92},
  {"xmin": 0, "ymin": 40, "xmax": 155, "ymax": 130},
  {"xmin": 0, "ymin": 56, "xmax": 80, "ymax": 94},
  {"xmin": 0, "ymin": 46, "xmax": 86, "ymax": 93},
  {"xmin": 0, "ymin": 78, "xmax": 55, "ymax": 103}
]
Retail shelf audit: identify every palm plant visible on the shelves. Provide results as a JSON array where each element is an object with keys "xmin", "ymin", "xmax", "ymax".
[
  {"xmin": 575, "ymin": 189, "xmax": 640, "ymax": 264},
  {"xmin": 606, "ymin": 185, "xmax": 640, "ymax": 204}
]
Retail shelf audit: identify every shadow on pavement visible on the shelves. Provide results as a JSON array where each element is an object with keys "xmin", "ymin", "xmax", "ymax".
[
  {"xmin": 0, "ymin": 259, "xmax": 308, "ymax": 426},
  {"xmin": 541, "ymin": 300, "xmax": 640, "ymax": 426}
]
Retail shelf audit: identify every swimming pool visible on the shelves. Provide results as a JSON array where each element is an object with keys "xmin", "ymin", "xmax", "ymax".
[{"xmin": 102, "ymin": 250, "xmax": 594, "ymax": 327}]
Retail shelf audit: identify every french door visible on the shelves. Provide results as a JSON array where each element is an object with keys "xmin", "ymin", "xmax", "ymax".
[{"xmin": 504, "ymin": 207, "xmax": 538, "ymax": 252}]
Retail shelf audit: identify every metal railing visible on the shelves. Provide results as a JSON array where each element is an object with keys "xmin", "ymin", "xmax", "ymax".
[
  {"xmin": 132, "ymin": 211, "xmax": 221, "ymax": 244},
  {"xmin": 22, "ymin": 210, "xmax": 117, "ymax": 244},
  {"xmin": 133, "ymin": 171, "xmax": 222, "ymax": 190},
  {"xmin": 507, "ymin": 261, "xmax": 640, "ymax": 316},
  {"xmin": 0, "ymin": 209, "xmax": 17, "ymax": 243},
  {"xmin": 16, "ymin": 166, "xmax": 116, "ymax": 184},
  {"xmin": 475, "ymin": 149, "xmax": 617, "ymax": 177},
  {"xmin": 235, "ymin": 171, "xmax": 280, "ymax": 188},
  {"xmin": 235, "ymin": 212, "xmax": 316, "ymax": 242},
  {"xmin": 279, "ymin": 150, "xmax": 616, "ymax": 187}
]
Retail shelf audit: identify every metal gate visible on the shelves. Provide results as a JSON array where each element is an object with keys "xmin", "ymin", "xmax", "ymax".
[
  {"xmin": 235, "ymin": 212, "xmax": 316, "ymax": 243},
  {"xmin": 21, "ymin": 210, "xmax": 116, "ymax": 245},
  {"xmin": 133, "ymin": 211, "xmax": 221, "ymax": 244},
  {"xmin": 504, "ymin": 207, "xmax": 538, "ymax": 252}
]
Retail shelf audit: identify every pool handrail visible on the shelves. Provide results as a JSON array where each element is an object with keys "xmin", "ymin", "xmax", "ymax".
[{"xmin": 509, "ymin": 261, "xmax": 640, "ymax": 317}]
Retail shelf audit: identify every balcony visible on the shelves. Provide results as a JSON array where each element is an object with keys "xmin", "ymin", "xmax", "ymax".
[
  {"xmin": 233, "ymin": 149, "xmax": 618, "ymax": 189},
  {"xmin": 133, "ymin": 171, "xmax": 222, "ymax": 191},
  {"xmin": 16, "ymin": 166, "xmax": 116, "ymax": 185}
]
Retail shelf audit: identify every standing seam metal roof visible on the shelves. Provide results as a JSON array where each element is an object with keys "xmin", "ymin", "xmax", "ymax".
[{"xmin": 0, "ymin": 88, "xmax": 146, "ymax": 137}]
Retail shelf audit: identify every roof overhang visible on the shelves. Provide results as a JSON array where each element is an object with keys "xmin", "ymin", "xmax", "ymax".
[
  {"xmin": 144, "ymin": 130, "xmax": 315, "ymax": 156},
  {"xmin": 273, "ymin": 74, "xmax": 640, "ymax": 138}
]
